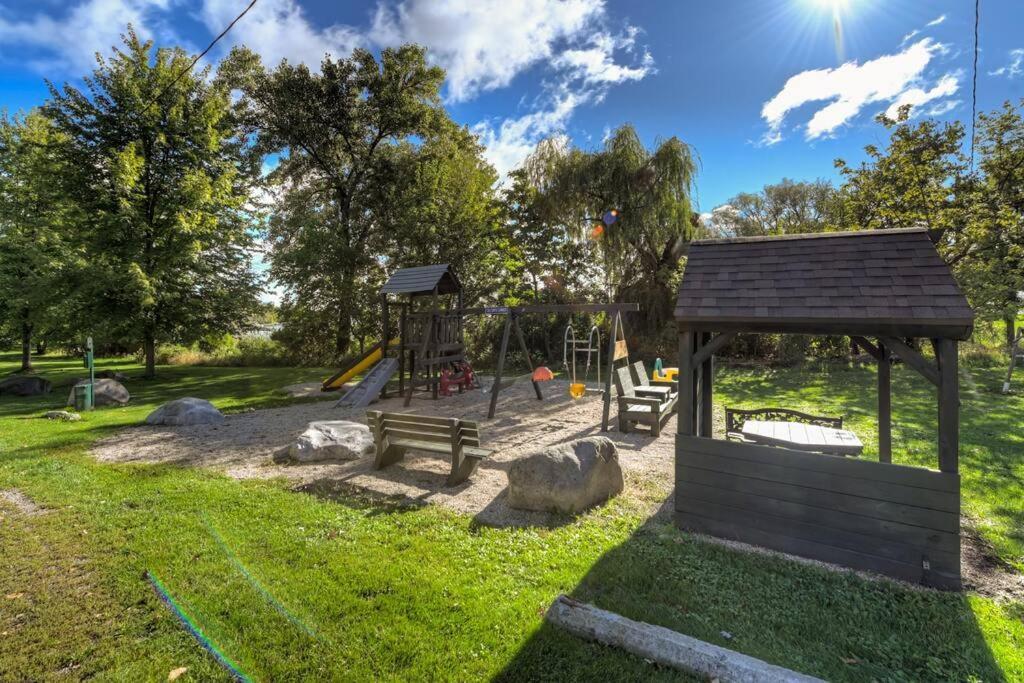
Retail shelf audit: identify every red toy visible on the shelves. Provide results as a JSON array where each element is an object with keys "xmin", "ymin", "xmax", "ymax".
[{"xmin": 439, "ymin": 361, "xmax": 477, "ymax": 396}]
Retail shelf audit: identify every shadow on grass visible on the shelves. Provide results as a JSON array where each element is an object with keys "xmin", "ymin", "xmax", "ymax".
[{"xmin": 495, "ymin": 498, "xmax": 1007, "ymax": 682}]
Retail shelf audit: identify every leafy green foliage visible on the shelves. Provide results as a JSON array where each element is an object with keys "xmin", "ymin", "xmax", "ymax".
[
  {"xmin": 44, "ymin": 29, "xmax": 262, "ymax": 377},
  {"xmin": 708, "ymin": 178, "xmax": 838, "ymax": 237},
  {"xmin": 0, "ymin": 111, "xmax": 79, "ymax": 371},
  {"xmin": 521, "ymin": 125, "xmax": 698, "ymax": 334}
]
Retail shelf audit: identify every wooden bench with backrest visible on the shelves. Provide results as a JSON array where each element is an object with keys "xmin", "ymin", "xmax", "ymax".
[
  {"xmin": 628, "ymin": 360, "xmax": 677, "ymax": 402},
  {"xmin": 366, "ymin": 411, "xmax": 492, "ymax": 486},
  {"xmin": 725, "ymin": 407, "xmax": 842, "ymax": 441},
  {"xmin": 614, "ymin": 366, "xmax": 677, "ymax": 437}
]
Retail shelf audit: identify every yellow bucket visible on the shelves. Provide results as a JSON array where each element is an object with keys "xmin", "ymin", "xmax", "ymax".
[{"xmin": 569, "ymin": 383, "xmax": 586, "ymax": 399}]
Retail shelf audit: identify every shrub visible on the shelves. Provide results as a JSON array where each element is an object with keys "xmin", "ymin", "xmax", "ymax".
[{"xmin": 153, "ymin": 336, "xmax": 293, "ymax": 367}]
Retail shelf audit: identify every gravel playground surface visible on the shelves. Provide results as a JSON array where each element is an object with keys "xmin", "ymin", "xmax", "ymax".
[{"xmin": 93, "ymin": 377, "xmax": 679, "ymax": 527}]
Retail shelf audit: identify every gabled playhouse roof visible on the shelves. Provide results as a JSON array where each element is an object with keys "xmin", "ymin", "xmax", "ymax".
[
  {"xmin": 674, "ymin": 228, "xmax": 974, "ymax": 339},
  {"xmin": 380, "ymin": 264, "xmax": 461, "ymax": 297}
]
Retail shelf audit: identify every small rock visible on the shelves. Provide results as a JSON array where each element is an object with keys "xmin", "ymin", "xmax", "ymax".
[
  {"xmin": 286, "ymin": 421, "xmax": 374, "ymax": 462},
  {"xmin": 66, "ymin": 378, "xmax": 130, "ymax": 407},
  {"xmin": 0, "ymin": 375, "xmax": 52, "ymax": 396},
  {"xmin": 720, "ymin": 631, "xmax": 733, "ymax": 640},
  {"xmin": 43, "ymin": 410, "xmax": 81, "ymax": 422},
  {"xmin": 507, "ymin": 437, "xmax": 624, "ymax": 514},
  {"xmin": 168, "ymin": 667, "xmax": 188, "ymax": 681}
]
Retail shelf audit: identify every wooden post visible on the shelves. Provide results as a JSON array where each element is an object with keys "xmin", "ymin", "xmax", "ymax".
[
  {"xmin": 488, "ymin": 316, "xmax": 513, "ymax": 419},
  {"xmin": 936, "ymin": 338, "xmax": 959, "ymax": 473},
  {"xmin": 678, "ymin": 331, "xmax": 695, "ymax": 436},
  {"xmin": 699, "ymin": 332, "xmax": 713, "ymax": 438},
  {"xmin": 512, "ymin": 314, "xmax": 543, "ymax": 401},
  {"xmin": 398, "ymin": 303, "xmax": 407, "ymax": 396},
  {"xmin": 603, "ymin": 313, "xmax": 621, "ymax": 432},
  {"xmin": 878, "ymin": 340, "xmax": 891, "ymax": 464},
  {"xmin": 380, "ymin": 295, "xmax": 390, "ymax": 399}
]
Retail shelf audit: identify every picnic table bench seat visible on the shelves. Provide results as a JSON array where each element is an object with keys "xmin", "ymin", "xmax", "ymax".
[
  {"xmin": 367, "ymin": 411, "xmax": 492, "ymax": 486},
  {"xmin": 614, "ymin": 364, "xmax": 677, "ymax": 437}
]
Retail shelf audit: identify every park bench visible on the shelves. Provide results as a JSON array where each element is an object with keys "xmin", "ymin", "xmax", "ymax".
[
  {"xmin": 366, "ymin": 410, "xmax": 492, "ymax": 486},
  {"xmin": 628, "ymin": 360, "xmax": 677, "ymax": 402},
  {"xmin": 614, "ymin": 365, "xmax": 677, "ymax": 437}
]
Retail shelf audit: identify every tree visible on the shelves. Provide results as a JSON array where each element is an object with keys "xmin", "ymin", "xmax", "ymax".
[
  {"xmin": 961, "ymin": 101, "xmax": 1024, "ymax": 346},
  {"xmin": 0, "ymin": 111, "xmax": 77, "ymax": 372},
  {"xmin": 46, "ymin": 29, "xmax": 262, "ymax": 378},
  {"xmin": 225, "ymin": 44, "xmax": 447, "ymax": 357},
  {"xmin": 523, "ymin": 125, "xmax": 698, "ymax": 333},
  {"xmin": 708, "ymin": 178, "xmax": 837, "ymax": 237},
  {"xmin": 375, "ymin": 123, "xmax": 504, "ymax": 306},
  {"xmin": 833, "ymin": 106, "xmax": 968, "ymax": 233}
]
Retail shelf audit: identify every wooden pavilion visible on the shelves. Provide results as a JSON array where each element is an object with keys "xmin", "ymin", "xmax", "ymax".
[{"xmin": 673, "ymin": 228, "xmax": 974, "ymax": 589}]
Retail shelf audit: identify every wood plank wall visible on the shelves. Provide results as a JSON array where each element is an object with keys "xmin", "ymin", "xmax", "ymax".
[{"xmin": 675, "ymin": 435, "xmax": 961, "ymax": 589}]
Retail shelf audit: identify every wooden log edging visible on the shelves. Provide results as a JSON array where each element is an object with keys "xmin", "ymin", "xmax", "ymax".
[{"xmin": 546, "ymin": 596, "xmax": 824, "ymax": 683}]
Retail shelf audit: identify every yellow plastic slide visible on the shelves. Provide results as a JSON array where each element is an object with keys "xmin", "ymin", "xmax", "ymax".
[{"xmin": 321, "ymin": 339, "xmax": 398, "ymax": 391}]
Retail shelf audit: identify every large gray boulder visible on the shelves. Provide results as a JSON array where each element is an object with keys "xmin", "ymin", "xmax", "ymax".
[
  {"xmin": 285, "ymin": 420, "xmax": 374, "ymax": 462},
  {"xmin": 507, "ymin": 437, "xmax": 624, "ymax": 514},
  {"xmin": 66, "ymin": 378, "xmax": 130, "ymax": 407},
  {"xmin": 0, "ymin": 375, "xmax": 52, "ymax": 396},
  {"xmin": 146, "ymin": 397, "xmax": 224, "ymax": 426}
]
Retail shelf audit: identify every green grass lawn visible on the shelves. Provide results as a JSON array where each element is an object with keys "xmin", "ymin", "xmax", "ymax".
[{"xmin": 1, "ymin": 352, "xmax": 1022, "ymax": 681}]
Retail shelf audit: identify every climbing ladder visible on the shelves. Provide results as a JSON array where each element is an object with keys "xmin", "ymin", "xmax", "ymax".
[{"xmin": 334, "ymin": 358, "xmax": 399, "ymax": 408}]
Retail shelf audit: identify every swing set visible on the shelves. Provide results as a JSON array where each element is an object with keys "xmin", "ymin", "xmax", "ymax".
[{"xmin": 459, "ymin": 302, "xmax": 639, "ymax": 431}]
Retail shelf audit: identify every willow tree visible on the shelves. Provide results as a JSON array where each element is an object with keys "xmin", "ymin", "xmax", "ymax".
[{"xmin": 524, "ymin": 125, "xmax": 698, "ymax": 333}]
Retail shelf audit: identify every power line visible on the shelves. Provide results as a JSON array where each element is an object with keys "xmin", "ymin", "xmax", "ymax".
[
  {"xmin": 145, "ymin": 0, "xmax": 259, "ymax": 112},
  {"xmin": 970, "ymin": 0, "xmax": 980, "ymax": 171}
]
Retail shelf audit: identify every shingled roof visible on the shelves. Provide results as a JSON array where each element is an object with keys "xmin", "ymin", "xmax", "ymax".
[
  {"xmin": 381, "ymin": 264, "xmax": 461, "ymax": 296},
  {"xmin": 674, "ymin": 228, "xmax": 974, "ymax": 339}
]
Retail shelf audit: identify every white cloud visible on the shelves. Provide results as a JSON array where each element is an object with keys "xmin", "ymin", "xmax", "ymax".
[
  {"xmin": 370, "ymin": 0, "xmax": 609, "ymax": 102},
  {"xmin": 761, "ymin": 38, "xmax": 957, "ymax": 143},
  {"xmin": 989, "ymin": 48, "xmax": 1024, "ymax": 78},
  {"xmin": 372, "ymin": 0, "xmax": 653, "ymax": 174},
  {"xmin": 884, "ymin": 72, "xmax": 960, "ymax": 119},
  {"xmin": 472, "ymin": 93, "xmax": 580, "ymax": 178},
  {"xmin": 0, "ymin": 0, "xmax": 175, "ymax": 73},
  {"xmin": 926, "ymin": 14, "xmax": 947, "ymax": 27},
  {"xmin": 199, "ymin": 0, "xmax": 362, "ymax": 69}
]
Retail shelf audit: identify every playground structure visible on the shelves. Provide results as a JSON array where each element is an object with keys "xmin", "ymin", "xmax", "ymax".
[
  {"xmin": 1003, "ymin": 326, "xmax": 1023, "ymax": 394},
  {"xmin": 323, "ymin": 263, "xmax": 640, "ymax": 429}
]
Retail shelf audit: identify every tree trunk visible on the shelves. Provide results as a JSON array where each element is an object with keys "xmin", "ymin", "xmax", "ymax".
[
  {"xmin": 144, "ymin": 327, "xmax": 156, "ymax": 379},
  {"xmin": 334, "ymin": 266, "xmax": 356, "ymax": 355},
  {"xmin": 1006, "ymin": 316, "xmax": 1018, "ymax": 351},
  {"xmin": 20, "ymin": 316, "xmax": 33, "ymax": 373}
]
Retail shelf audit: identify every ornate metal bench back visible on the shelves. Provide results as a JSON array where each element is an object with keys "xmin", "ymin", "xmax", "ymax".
[{"xmin": 725, "ymin": 407, "xmax": 843, "ymax": 435}]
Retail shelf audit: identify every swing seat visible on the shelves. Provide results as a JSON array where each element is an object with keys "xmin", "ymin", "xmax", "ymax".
[{"xmin": 569, "ymin": 382, "xmax": 586, "ymax": 399}]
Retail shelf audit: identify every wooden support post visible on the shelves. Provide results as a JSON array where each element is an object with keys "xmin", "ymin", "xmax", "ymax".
[
  {"xmin": 936, "ymin": 338, "xmax": 959, "ymax": 473},
  {"xmin": 512, "ymin": 314, "xmax": 543, "ymax": 402},
  {"xmin": 603, "ymin": 313, "xmax": 621, "ymax": 432},
  {"xmin": 380, "ymin": 295, "xmax": 390, "ymax": 399},
  {"xmin": 678, "ymin": 331, "xmax": 695, "ymax": 436},
  {"xmin": 878, "ymin": 340, "xmax": 891, "ymax": 464},
  {"xmin": 487, "ymin": 316, "xmax": 513, "ymax": 419},
  {"xmin": 398, "ymin": 304, "xmax": 406, "ymax": 397},
  {"xmin": 699, "ymin": 332, "xmax": 714, "ymax": 438}
]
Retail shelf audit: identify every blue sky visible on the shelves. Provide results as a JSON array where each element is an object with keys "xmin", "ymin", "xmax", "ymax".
[{"xmin": 0, "ymin": 0, "xmax": 1022, "ymax": 211}]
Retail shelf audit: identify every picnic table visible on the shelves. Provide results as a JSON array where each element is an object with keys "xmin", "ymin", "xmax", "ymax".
[{"xmin": 740, "ymin": 419, "xmax": 863, "ymax": 456}]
